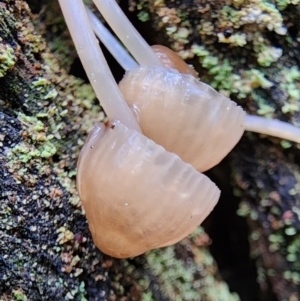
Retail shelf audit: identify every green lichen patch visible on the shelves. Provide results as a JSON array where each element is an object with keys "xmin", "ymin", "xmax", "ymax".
[
  {"xmin": 6, "ymin": 113, "xmax": 57, "ymax": 164},
  {"xmin": 108, "ymin": 228, "xmax": 239, "ymax": 301},
  {"xmin": 131, "ymin": 0, "xmax": 300, "ymax": 127},
  {"xmin": 0, "ymin": 1, "xmax": 111, "ymax": 300},
  {"xmin": 0, "ymin": 42, "xmax": 16, "ymax": 77},
  {"xmin": 12, "ymin": 289, "xmax": 28, "ymax": 301},
  {"xmin": 129, "ymin": 0, "xmax": 300, "ymax": 298},
  {"xmin": 144, "ymin": 228, "xmax": 240, "ymax": 301},
  {"xmin": 276, "ymin": 0, "xmax": 300, "ymax": 10}
]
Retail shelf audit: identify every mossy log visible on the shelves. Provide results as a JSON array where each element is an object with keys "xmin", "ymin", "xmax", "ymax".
[
  {"xmin": 129, "ymin": 1, "xmax": 300, "ymax": 300},
  {"xmin": 0, "ymin": 1, "xmax": 238, "ymax": 301}
]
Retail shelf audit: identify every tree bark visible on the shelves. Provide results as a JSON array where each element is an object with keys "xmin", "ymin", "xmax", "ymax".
[
  {"xmin": 0, "ymin": 1, "xmax": 237, "ymax": 301},
  {"xmin": 127, "ymin": 0, "xmax": 300, "ymax": 300}
]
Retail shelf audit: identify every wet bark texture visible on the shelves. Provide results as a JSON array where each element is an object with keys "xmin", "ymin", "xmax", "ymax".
[
  {"xmin": 2, "ymin": 0, "xmax": 300, "ymax": 300},
  {"xmin": 0, "ymin": 1, "xmax": 111, "ymax": 300},
  {"xmin": 125, "ymin": 1, "xmax": 300, "ymax": 300},
  {"xmin": 123, "ymin": 0, "xmax": 300, "ymax": 300},
  {"xmin": 0, "ymin": 1, "xmax": 237, "ymax": 301}
]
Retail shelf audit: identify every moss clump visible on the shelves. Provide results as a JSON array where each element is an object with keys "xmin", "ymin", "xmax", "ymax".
[
  {"xmin": 0, "ymin": 1, "xmax": 111, "ymax": 300},
  {"xmin": 108, "ymin": 227, "xmax": 239, "ymax": 301},
  {"xmin": 130, "ymin": 0, "xmax": 300, "ymax": 299},
  {"xmin": 144, "ymin": 228, "xmax": 240, "ymax": 301},
  {"xmin": 130, "ymin": 0, "xmax": 300, "ymax": 124},
  {"xmin": 12, "ymin": 289, "xmax": 28, "ymax": 301},
  {"xmin": 0, "ymin": 42, "xmax": 16, "ymax": 77},
  {"xmin": 7, "ymin": 113, "xmax": 57, "ymax": 163}
]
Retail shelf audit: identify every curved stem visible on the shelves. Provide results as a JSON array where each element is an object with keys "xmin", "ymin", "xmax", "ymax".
[
  {"xmin": 58, "ymin": 0, "xmax": 141, "ymax": 133},
  {"xmin": 92, "ymin": 0, "xmax": 162, "ymax": 67},
  {"xmin": 85, "ymin": 6, "xmax": 138, "ymax": 71},
  {"xmin": 245, "ymin": 115, "xmax": 300, "ymax": 144}
]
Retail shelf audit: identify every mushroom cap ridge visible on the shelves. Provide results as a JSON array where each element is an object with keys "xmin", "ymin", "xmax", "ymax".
[
  {"xmin": 119, "ymin": 66, "xmax": 246, "ymax": 172},
  {"xmin": 77, "ymin": 122, "xmax": 220, "ymax": 258}
]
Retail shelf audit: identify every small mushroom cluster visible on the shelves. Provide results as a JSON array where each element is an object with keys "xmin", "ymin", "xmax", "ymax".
[{"xmin": 58, "ymin": 0, "xmax": 300, "ymax": 258}]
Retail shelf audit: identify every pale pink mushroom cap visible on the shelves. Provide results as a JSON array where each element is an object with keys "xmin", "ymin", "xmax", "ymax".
[
  {"xmin": 119, "ymin": 66, "xmax": 246, "ymax": 172},
  {"xmin": 77, "ymin": 122, "xmax": 220, "ymax": 258}
]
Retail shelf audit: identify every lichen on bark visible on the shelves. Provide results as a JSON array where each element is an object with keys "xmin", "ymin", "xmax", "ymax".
[
  {"xmin": 0, "ymin": 1, "xmax": 111, "ymax": 300},
  {"xmin": 0, "ymin": 1, "xmax": 237, "ymax": 301},
  {"xmin": 128, "ymin": 0, "xmax": 300, "ymax": 300}
]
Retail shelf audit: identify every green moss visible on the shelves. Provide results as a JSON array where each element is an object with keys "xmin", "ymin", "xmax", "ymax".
[
  {"xmin": 18, "ymin": 113, "xmax": 45, "ymax": 133},
  {"xmin": 10, "ymin": 142, "xmax": 41, "ymax": 163},
  {"xmin": 143, "ymin": 228, "xmax": 240, "ymax": 301},
  {"xmin": 0, "ymin": 2, "xmax": 112, "ymax": 299},
  {"xmin": 32, "ymin": 77, "xmax": 50, "ymax": 86},
  {"xmin": 39, "ymin": 141, "xmax": 57, "ymax": 158},
  {"xmin": 12, "ymin": 289, "xmax": 27, "ymax": 301},
  {"xmin": 137, "ymin": 11, "xmax": 150, "ymax": 22},
  {"xmin": 43, "ymin": 88, "xmax": 58, "ymax": 100},
  {"xmin": 134, "ymin": 0, "xmax": 300, "ymax": 128},
  {"xmin": 257, "ymin": 46, "xmax": 282, "ymax": 67},
  {"xmin": 0, "ymin": 43, "xmax": 16, "ymax": 77},
  {"xmin": 8, "ymin": 113, "xmax": 57, "ymax": 163},
  {"xmin": 276, "ymin": 0, "xmax": 300, "ymax": 10}
]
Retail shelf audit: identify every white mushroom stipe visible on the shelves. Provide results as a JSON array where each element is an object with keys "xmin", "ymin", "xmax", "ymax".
[
  {"xmin": 92, "ymin": 0, "xmax": 162, "ymax": 67},
  {"xmin": 58, "ymin": 0, "xmax": 141, "ymax": 133},
  {"xmin": 85, "ymin": 5, "xmax": 138, "ymax": 71},
  {"xmin": 245, "ymin": 115, "xmax": 300, "ymax": 143}
]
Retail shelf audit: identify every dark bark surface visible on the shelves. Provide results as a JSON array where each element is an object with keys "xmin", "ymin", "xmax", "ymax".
[
  {"xmin": 2, "ymin": 0, "xmax": 300, "ymax": 300},
  {"xmin": 0, "ymin": 1, "xmax": 111, "ymax": 300},
  {"xmin": 0, "ymin": 1, "xmax": 237, "ymax": 301},
  {"xmin": 231, "ymin": 136, "xmax": 300, "ymax": 301},
  {"xmin": 127, "ymin": 1, "xmax": 300, "ymax": 300}
]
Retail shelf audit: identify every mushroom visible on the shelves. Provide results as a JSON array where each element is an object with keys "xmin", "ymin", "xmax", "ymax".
[
  {"xmin": 88, "ymin": 1, "xmax": 247, "ymax": 172},
  {"xmin": 59, "ymin": 0, "xmax": 300, "ymax": 258},
  {"xmin": 87, "ymin": 2, "xmax": 300, "ymax": 173},
  {"xmin": 119, "ymin": 66, "xmax": 246, "ymax": 171},
  {"xmin": 150, "ymin": 45, "xmax": 198, "ymax": 77},
  {"xmin": 58, "ymin": 0, "xmax": 220, "ymax": 258}
]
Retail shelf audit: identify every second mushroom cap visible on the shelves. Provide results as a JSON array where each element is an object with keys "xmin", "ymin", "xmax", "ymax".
[{"xmin": 119, "ymin": 66, "xmax": 246, "ymax": 171}]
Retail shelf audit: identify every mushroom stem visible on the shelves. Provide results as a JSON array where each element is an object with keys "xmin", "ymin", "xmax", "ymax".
[
  {"xmin": 245, "ymin": 115, "xmax": 300, "ymax": 143},
  {"xmin": 87, "ymin": 10, "xmax": 300, "ymax": 145},
  {"xmin": 58, "ymin": 0, "xmax": 141, "ymax": 133},
  {"xmin": 92, "ymin": 0, "xmax": 162, "ymax": 67},
  {"xmin": 85, "ymin": 6, "xmax": 138, "ymax": 71}
]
